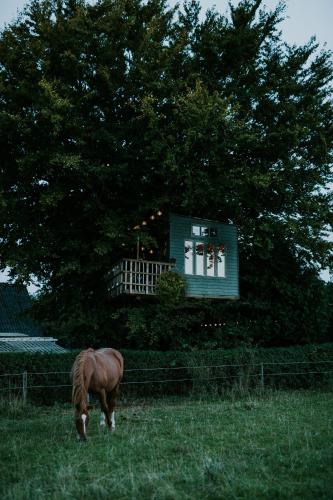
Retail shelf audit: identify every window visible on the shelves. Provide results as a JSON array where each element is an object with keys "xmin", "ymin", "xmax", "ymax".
[
  {"xmin": 184, "ymin": 240, "xmax": 193, "ymax": 275},
  {"xmin": 217, "ymin": 244, "xmax": 226, "ymax": 277},
  {"xmin": 196, "ymin": 242, "xmax": 204, "ymax": 275},
  {"xmin": 184, "ymin": 241, "xmax": 226, "ymax": 277},
  {"xmin": 192, "ymin": 225, "xmax": 216, "ymax": 237},
  {"xmin": 206, "ymin": 243, "xmax": 215, "ymax": 277},
  {"xmin": 192, "ymin": 226, "xmax": 201, "ymax": 236}
]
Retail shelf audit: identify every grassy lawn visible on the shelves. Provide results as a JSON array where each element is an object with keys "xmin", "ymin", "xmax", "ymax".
[{"xmin": 0, "ymin": 391, "xmax": 332, "ymax": 499}]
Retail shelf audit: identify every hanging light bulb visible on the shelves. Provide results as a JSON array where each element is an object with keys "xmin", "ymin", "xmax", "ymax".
[
  {"xmin": 150, "ymin": 215, "xmax": 155, "ymax": 220},
  {"xmin": 157, "ymin": 210, "xmax": 162, "ymax": 216},
  {"xmin": 142, "ymin": 220, "xmax": 147, "ymax": 226},
  {"xmin": 149, "ymin": 249, "xmax": 154, "ymax": 254}
]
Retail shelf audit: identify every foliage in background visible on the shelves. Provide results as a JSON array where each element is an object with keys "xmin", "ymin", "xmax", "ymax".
[
  {"xmin": 155, "ymin": 270, "xmax": 187, "ymax": 305},
  {"xmin": 1, "ymin": 343, "xmax": 332, "ymax": 404},
  {"xmin": 0, "ymin": 0, "xmax": 332, "ymax": 348},
  {"xmin": 109, "ymin": 279, "xmax": 333, "ymax": 350},
  {"xmin": 2, "ymin": 342, "xmax": 332, "ymax": 373}
]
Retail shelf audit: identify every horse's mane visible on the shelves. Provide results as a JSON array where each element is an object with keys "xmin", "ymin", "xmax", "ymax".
[{"xmin": 72, "ymin": 348, "xmax": 94, "ymax": 409}]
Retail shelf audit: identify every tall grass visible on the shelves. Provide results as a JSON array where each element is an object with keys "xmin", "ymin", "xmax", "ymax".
[{"xmin": 0, "ymin": 391, "xmax": 332, "ymax": 499}]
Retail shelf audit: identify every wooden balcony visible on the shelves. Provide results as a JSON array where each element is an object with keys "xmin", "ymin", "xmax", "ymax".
[{"xmin": 108, "ymin": 258, "xmax": 172, "ymax": 297}]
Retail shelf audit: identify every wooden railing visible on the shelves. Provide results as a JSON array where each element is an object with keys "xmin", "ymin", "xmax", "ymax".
[{"xmin": 108, "ymin": 258, "xmax": 172, "ymax": 297}]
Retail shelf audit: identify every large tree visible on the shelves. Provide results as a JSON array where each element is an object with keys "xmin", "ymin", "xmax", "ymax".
[{"xmin": 0, "ymin": 0, "xmax": 332, "ymax": 347}]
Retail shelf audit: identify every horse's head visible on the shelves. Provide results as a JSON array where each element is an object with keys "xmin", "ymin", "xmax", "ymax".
[{"xmin": 74, "ymin": 406, "xmax": 90, "ymax": 441}]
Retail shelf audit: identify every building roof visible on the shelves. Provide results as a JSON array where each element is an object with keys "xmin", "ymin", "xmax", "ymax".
[
  {"xmin": 0, "ymin": 336, "xmax": 67, "ymax": 353},
  {"xmin": 0, "ymin": 283, "xmax": 42, "ymax": 336},
  {"xmin": 0, "ymin": 284, "xmax": 67, "ymax": 353}
]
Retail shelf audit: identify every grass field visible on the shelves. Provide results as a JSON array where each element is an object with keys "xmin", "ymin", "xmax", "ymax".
[{"xmin": 0, "ymin": 391, "xmax": 332, "ymax": 500}]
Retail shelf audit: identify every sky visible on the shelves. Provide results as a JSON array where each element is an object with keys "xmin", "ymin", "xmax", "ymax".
[
  {"xmin": 1, "ymin": 0, "xmax": 333, "ymax": 51},
  {"xmin": 0, "ymin": 0, "xmax": 332, "ymax": 287}
]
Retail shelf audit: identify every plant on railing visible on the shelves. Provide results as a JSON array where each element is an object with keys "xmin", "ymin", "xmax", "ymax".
[{"xmin": 155, "ymin": 270, "xmax": 187, "ymax": 304}]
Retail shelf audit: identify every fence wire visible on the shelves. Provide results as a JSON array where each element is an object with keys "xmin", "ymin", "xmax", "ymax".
[{"xmin": 1, "ymin": 359, "xmax": 333, "ymax": 404}]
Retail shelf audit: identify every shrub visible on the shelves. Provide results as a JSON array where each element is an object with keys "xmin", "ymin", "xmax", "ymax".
[
  {"xmin": 0, "ymin": 344, "xmax": 332, "ymax": 404},
  {"xmin": 155, "ymin": 271, "xmax": 187, "ymax": 304}
]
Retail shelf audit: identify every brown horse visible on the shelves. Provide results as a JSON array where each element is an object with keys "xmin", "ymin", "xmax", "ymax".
[{"xmin": 70, "ymin": 348, "xmax": 124, "ymax": 440}]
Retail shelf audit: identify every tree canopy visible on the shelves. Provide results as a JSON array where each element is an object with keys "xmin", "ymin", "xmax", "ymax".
[{"xmin": 0, "ymin": 0, "xmax": 332, "ymax": 348}]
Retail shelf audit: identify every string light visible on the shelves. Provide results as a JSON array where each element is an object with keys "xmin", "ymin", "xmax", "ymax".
[
  {"xmin": 201, "ymin": 323, "xmax": 223, "ymax": 327},
  {"xmin": 131, "ymin": 209, "xmax": 163, "ymax": 259}
]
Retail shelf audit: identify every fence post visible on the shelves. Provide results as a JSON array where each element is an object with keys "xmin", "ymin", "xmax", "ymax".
[
  {"xmin": 22, "ymin": 371, "xmax": 28, "ymax": 404},
  {"xmin": 260, "ymin": 363, "xmax": 264, "ymax": 390}
]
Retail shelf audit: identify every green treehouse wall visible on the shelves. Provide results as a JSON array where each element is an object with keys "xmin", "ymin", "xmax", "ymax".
[{"xmin": 169, "ymin": 214, "xmax": 239, "ymax": 299}]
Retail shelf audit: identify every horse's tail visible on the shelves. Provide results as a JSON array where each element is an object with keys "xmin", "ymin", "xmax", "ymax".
[{"xmin": 71, "ymin": 348, "xmax": 94, "ymax": 410}]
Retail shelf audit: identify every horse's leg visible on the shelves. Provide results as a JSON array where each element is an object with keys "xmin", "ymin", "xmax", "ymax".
[
  {"xmin": 99, "ymin": 389, "xmax": 112, "ymax": 429},
  {"xmin": 107, "ymin": 384, "xmax": 120, "ymax": 432},
  {"xmin": 100, "ymin": 412, "xmax": 106, "ymax": 427}
]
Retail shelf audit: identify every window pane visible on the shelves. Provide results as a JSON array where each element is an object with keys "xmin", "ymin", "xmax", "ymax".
[
  {"xmin": 192, "ymin": 225, "xmax": 200, "ymax": 236},
  {"xmin": 217, "ymin": 244, "xmax": 225, "ymax": 277},
  {"xmin": 201, "ymin": 227, "xmax": 209, "ymax": 236},
  {"xmin": 195, "ymin": 242, "xmax": 204, "ymax": 275},
  {"xmin": 184, "ymin": 240, "xmax": 193, "ymax": 274},
  {"xmin": 207, "ymin": 243, "xmax": 215, "ymax": 277},
  {"xmin": 210, "ymin": 228, "xmax": 217, "ymax": 237}
]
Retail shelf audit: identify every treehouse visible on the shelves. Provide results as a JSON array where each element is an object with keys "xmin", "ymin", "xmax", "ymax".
[{"xmin": 109, "ymin": 214, "xmax": 239, "ymax": 300}]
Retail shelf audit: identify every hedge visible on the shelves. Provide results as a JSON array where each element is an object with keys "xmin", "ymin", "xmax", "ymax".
[{"xmin": 1, "ymin": 343, "xmax": 332, "ymax": 404}]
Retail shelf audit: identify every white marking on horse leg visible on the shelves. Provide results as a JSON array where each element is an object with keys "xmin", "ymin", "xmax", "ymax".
[
  {"xmin": 111, "ymin": 411, "xmax": 115, "ymax": 431},
  {"xmin": 100, "ymin": 412, "xmax": 106, "ymax": 426},
  {"xmin": 82, "ymin": 414, "xmax": 87, "ymax": 436}
]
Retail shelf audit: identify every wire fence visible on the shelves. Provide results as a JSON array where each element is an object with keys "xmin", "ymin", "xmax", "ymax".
[{"xmin": 1, "ymin": 359, "xmax": 333, "ymax": 405}]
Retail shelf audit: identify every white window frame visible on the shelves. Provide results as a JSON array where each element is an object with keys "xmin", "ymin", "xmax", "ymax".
[{"xmin": 184, "ymin": 240, "xmax": 226, "ymax": 277}]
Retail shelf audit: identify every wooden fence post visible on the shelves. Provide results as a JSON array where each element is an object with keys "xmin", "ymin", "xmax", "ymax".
[{"xmin": 22, "ymin": 371, "xmax": 28, "ymax": 404}]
